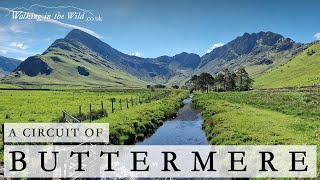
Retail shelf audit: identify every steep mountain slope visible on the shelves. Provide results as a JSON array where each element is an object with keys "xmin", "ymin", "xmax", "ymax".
[
  {"xmin": 64, "ymin": 30, "xmax": 169, "ymax": 82},
  {"xmin": 3, "ymin": 29, "xmax": 200, "ymax": 87},
  {"xmin": 2, "ymin": 38, "xmax": 148, "ymax": 88},
  {"xmin": 254, "ymin": 41, "xmax": 320, "ymax": 89},
  {"xmin": 63, "ymin": 29, "xmax": 200, "ymax": 83},
  {"xmin": 197, "ymin": 32, "xmax": 307, "ymax": 77},
  {"xmin": 150, "ymin": 52, "xmax": 201, "ymax": 85},
  {"xmin": 0, "ymin": 56, "xmax": 21, "ymax": 77}
]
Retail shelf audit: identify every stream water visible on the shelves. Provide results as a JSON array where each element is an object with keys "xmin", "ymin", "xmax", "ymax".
[{"xmin": 137, "ymin": 95, "xmax": 209, "ymax": 145}]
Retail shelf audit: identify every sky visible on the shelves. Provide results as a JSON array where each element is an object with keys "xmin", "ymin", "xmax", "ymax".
[{"xmin": 0, "ymin": 0, "xmax": 319, "ymax": 60}]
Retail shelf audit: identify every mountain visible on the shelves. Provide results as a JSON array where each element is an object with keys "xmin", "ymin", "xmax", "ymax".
[
  {"xmin": 3, "ymin": 33, "xmax": 148, "ymax": 87},
  {"xmin": 3, "ymin": 30, "xmax": 312, "ymax": 88},
  {"xmin": 3, "ymin": 29, "xmax": 200, "ymax": 87},
  {"xmin": 149, "ymin": 52, "xmax": 201, "ymax": 85},
  {"xmin": 197, "ymin": 32, "xmax": 307, "ymax": 77},
  {"xmin": 254, "ymin": 41, "xmax": 320, "ymax": 89},
  {"xmin": 0, "ymin": 56, "xmax": 21, "ymax": 77},
  {"xmin": 63, "ymin": 29, "xmax": 200, "ymax": 83}
]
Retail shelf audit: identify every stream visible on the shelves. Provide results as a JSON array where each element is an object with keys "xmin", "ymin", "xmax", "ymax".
[{"xmin": 137, "ymin": 95, "xmax": 209, "ymax": 145}]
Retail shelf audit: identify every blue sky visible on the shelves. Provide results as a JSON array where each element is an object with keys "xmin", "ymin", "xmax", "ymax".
[{"xmin": 0, "ymin": 0, "xmax": 319, "ymax": 60}]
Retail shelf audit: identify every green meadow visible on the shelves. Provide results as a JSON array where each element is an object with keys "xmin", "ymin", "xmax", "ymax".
[
  {"xmin": 0, "ymin": 89, "xmax": 189, "ymax": 163},
  {"xmin": 194, "ymin": 89, "xmax": 320, "ymax": 171}
]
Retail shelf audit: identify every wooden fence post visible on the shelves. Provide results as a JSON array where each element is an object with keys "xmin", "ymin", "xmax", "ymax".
[
  {"xmin": 101, "ymin": 101, "xmax": 104, "ymax": 115},
  {"xmin": 120, "ymin": 99, "xmax": 122, "ymax": 110},
  {"xmin": 111, "ymin": 99, "xmax": 114, "ymax": 113},
  {"xmin": 90, "ymin": 103, "xmax": 92, "ymax": 122},
  {"xmin": 62, "ymin": 111, "xmax": 65, "ymax": 122},
  {"xmin": 79, "ymin": 105, "xmax": 82, "ymax": 122},
  {"xmin": 126, "ymin": 98, "xmax": 129, "ymax": 108},
  {"xmin": 2, "ymin": 124, "xmax": 4, "ymax": 150}
]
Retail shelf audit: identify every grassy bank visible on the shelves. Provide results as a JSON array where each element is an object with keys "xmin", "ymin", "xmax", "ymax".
[
  {"xmin": 0, "ymin": 89, "xmax": 189, "ymax": 163},
  {"xmin": 193, "ymin": 90, "xmax": 320, "ymax": 171},
  {"xmin": 96, "ymin": 90, "xmax": 189, "ymax": 144}
]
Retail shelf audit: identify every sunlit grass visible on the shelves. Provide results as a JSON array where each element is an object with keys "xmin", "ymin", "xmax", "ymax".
[{"xmin": 194, "ymin": 90, "xmax": 320, "ymax": 173}]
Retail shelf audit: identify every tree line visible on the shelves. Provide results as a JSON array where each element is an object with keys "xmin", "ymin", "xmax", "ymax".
[{"xmin": 182, "ymin": 67, "xmax": 254, "ymax": 92}]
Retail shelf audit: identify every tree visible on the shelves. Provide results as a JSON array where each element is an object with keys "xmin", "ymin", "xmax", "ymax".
[
  {"xmin": 224, "ymin": 68, "xmax": 236, "ymax": 91},
  {"xmin": 215, "ymin": 73, "xmax": 225, "ymax": 91},
  {"xmin": 184, "ymin": 68, "xmax": 253, "ymax": 93},
  {"xmin": 236, "ymin": 67, "xmax": 253, "ymax": 91},
  {"xmin": 188, "ymin": 75, "xmax": 200, "ymax": 91},
  {"xmin": 199, "ymin": 73, "xmax": 214, "ymax": 92}
]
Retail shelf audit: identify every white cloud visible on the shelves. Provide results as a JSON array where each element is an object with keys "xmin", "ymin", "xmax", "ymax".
[
  {"xmin": 206, "ymin": 42, "xmax": 224, "ymax": 53},
  {"xmin": 130, "ymin": 51, "xmax": 143, "ymax": 57},
  {"xmin": 0, "ymin": 46, "xmax": 39, "ymax": 56},
  {"xmin": 17, "ymin": 57, "xmax": 27, "ymax": 61},
  {"xmin": 41, "ymin": 17, "xmax": 102, "ymax": 38},
  {"xmin": 314, "ymin": 33, "xmax": 320, "ymax": 40},
  {"xmin": 1, "ymin": 50, "xmax": 7, "ymax": 54},
  {"xmin": 9, "ymin": 42, "xmax": 29, "ymax": 50},
  {"xmin": 10, "ymin": 23, "xmax": 25, "ymax": 33}
]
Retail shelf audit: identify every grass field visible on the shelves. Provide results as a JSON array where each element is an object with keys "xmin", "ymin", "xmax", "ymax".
[
  {"xmin": 254, "ymin": 41, "xmax": 320, "ymax": 89},
  {"xmin": 194, "ymin": 90, "xmax": 320, "ymax": 172},
  {"xmin": 0, "ymin": 89, "xmax": 189, "ymax": 163},
  {"xmin": 0, "ymin": 83, "xmax": 22, "ymax": 89}
]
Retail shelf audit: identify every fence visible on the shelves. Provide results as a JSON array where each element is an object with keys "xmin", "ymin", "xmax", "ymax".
[{"xmin": 60, "ymin": 91, "xmax": 170, "ymax": 123}]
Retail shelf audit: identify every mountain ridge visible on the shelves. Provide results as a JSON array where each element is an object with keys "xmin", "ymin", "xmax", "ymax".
[
  {"xmin": 197, "ymin": 31, "xmax": 307, "ymax": 77},
  {"xmin": 2, "ymin": 29, "xmax": 310, "ymax": 87}
]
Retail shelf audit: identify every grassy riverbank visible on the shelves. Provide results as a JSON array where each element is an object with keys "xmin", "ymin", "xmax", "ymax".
[
  {"xmin": 0, "ymin": 89, "xmax": 189, "ymax": 163},
  {"xmin": 193, "ymin": 90, "xmax": 320, "ymax": 171},
  {"xmin": 96, "ymin": 90, "xmax": 189, "ymax": 144}
]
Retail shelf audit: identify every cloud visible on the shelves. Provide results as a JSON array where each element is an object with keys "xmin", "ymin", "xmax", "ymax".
[
  {"xmin": 17, "ymin": 57, "xmax": 27, "ymax": 61},
  {"xmin": 40, "ymin": 17, "xmax": 102, "ymax": 38},
  {"xmin": 10, "ymin": 23, "xmax": 25, "ymax": 33},
  {"xmin": 0, "ymin": 46, "xmax": 38, "ymax": 56},
  {"xmin": 130, "ymin": 51, "xmax": 143, "ymax": 57},
  {"xmin": 1, "ymin": 50, "xmax": 7, "ymax": 54},
  {"xmin": 206, "ymin": 42, "xmax": 224, "ymax": 53},
  {"xmin": 9, "ymin": 42, "xmax": 29, "ymax": 50},
  {"xmin": 314, "ymin": 33, "xmax": 320, "ymax": 40},
  {"xmin": 0, "ymin": 6, "xmax": 102, "ymax": 38}
]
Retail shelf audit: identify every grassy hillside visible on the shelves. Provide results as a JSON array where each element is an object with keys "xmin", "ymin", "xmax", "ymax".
[
  {"xmin": 2, "ymin": 39, "xmax": 148, "ymax": 88},
  {"xmin": 254, "ymin": 41, "xmax": 320, "ymax": 88}
]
